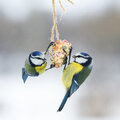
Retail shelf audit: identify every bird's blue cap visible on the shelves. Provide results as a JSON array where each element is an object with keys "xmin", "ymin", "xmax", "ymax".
[
  {"xmin": 31, "ymin": 51, "xmax": 43, "ymax": 56},
  {"xmin": 80, "ymin": 52, "xmax": 89, "ymax": 57}
]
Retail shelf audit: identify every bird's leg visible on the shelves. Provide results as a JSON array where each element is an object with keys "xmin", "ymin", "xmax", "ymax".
[
  {"xmin": 44, "ymin": 42, "xmax": 55, "ymax": 55},
  {"xmin": 68, "ymin": 47, "xmax": 72, "ymax": 65},
  {"xmin": 63, "ymin": 63, "xmax": 67, "ymax": 71},
  {"xmin": 63, "ymin": 57, "xmax": 68, "ymax": 71},
  {"xmin": 45, "ymin": 64, "xmax": 55, "ymax": 71}
]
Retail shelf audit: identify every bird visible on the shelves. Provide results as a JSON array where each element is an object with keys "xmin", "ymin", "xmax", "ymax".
[
  {"xmin": 57, "ymin": 52, "xmax": 93, "ymax": 112},
  {"xmin": 22, "ymin": 51, "xmax": 47, "ymax": 83}
]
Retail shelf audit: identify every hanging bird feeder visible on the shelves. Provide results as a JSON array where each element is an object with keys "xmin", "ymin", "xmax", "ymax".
[{"xmin": 49, "ymin": 39, "xmax": 72, "ymax": 68}]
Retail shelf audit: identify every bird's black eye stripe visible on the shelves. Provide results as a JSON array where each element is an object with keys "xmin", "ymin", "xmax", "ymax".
[
  {"xmin": 36, "ymin": 57, "xmax": 41, "ymax": 60},
  {"xmin": 76, "ymin": 55, "xmax": 81, "ymax": 58},
  {"xmin": 31, "ymin": 56, "xmax": 45, "ymax": 60},
  {"xmin": 36, "ymin": 57, "xmax": 45, "ymax": 60}
]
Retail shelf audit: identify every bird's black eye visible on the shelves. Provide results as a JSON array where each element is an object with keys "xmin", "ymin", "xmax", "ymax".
[{"xmin": 76, "ymin": 55, "xmax": 81, "ymax": 58}]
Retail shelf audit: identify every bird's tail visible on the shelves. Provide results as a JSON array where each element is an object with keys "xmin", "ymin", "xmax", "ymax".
[
  {"xmin": 57, "ymin": 89, "xmax": 70, "ymax": 112},
  {"xmin": 22, "ymin": 68, "xmax": 28, "ymax": 83}
]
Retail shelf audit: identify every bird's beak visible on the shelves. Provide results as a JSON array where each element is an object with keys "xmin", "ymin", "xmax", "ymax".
[
  {"xmin": 43, "ymin": 51, "xmax": 46, "ymax": 55},
  {"xmin": 44, "ymin": 58, "xmax": 47, "ymax": 61},
  {"xmin": 72, "ymin": 55, "xmax": 76, "ymax": 58}
]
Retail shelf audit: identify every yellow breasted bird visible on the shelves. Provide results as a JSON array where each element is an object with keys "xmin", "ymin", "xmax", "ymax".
[
  {"xmin": 22, "ymin": 51, "xmax": 47, "ymax": 83},
  {"xmin": 57, "ymin": 52, "xmax": 93, "ymax": 112}
]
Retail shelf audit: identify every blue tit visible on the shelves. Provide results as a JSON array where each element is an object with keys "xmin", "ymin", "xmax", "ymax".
[
  {"xmin": 57, "ymin": 52, "xmax": 93, "ymax": 112},
  {"xmin": 22, "ymin": 51, "xmax": 47, "ymax": 83}
]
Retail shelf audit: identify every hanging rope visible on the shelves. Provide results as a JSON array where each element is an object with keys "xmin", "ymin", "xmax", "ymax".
[
  {"xmin": 50, "ymin": 0, "xmax": 59, "ymax": 42},
  {"xmin": 50, "ymin": 0, "xmax": 74, "ymax": 42}
]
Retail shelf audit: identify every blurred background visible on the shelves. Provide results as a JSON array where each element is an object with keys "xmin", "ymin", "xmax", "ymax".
[{"xmin": 0, "ymin": 0, "xmax": 120, "ymax": 120}]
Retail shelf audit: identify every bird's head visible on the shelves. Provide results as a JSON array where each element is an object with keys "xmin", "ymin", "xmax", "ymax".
[
  {"xmin": 73, "ymin": 52, "xmax": 92, "ymax": 67},
  {"xmin": 29, "ymin": 51, "xmax": 46, "ymax": 66}
]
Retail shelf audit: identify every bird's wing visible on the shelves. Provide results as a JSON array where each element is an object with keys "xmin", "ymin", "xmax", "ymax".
[
  {"xmin": 70, "ymin": 73, "xmax": 80, "ymax": 96},
  {"xmin": 70, "ymin": 66, "xmax": 91, "ymax": 96},
  {"xmin": 70, "ymin": 66, "xmax": 86, "ymax": 97},
  {"xmin": 25, "ymin": 60, "xmax": 38, "ymax": 76}
]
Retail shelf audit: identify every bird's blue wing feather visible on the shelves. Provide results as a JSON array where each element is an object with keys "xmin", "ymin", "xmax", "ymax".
[
  {"xmin": 22, "ymin": 68, "xmax": 28, "ymax": 83},
  {"xmin": 70, "ymin": 74, "xmax": 79, "ymax": 96}
]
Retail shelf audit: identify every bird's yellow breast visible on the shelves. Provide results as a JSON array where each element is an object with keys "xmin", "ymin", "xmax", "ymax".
[
  {"xmin": 62, "ymin": 62, "xmax": 83, "ymax": 89},
  {"xmin": 35, "ymin": 62, "xmax": 47, "ymax": 75}
]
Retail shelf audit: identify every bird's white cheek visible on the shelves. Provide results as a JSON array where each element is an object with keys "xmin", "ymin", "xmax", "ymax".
[
  {"xmin": 30, "ymin": 58, "xmax": 43, "ymax": 65},
  {"xmin": 76, "ymin": 58, "xmax": 87, "ymax": 64}
]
